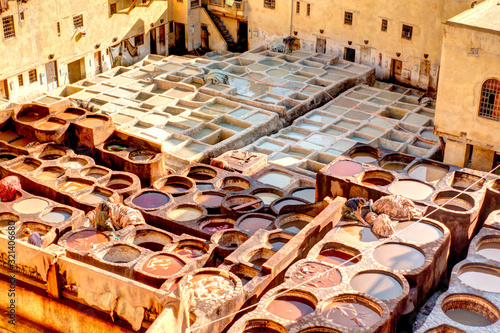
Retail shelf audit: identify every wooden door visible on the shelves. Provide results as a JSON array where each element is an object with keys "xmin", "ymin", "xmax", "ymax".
[
  {"xmin": 0, "ymin": 80, "xmax": 8, "ymax": 99},
  {"xmin": 393, "ymin": 60, "xmax": 402, "ymax": 76},
  {"xmin": 94, "ymin": 52, "xmax": 102, "ymax": 75},
  {"xmin": 45, "ymin": 61, "xmax": 58, "ymax": 91},
  {"xmin": 316, "ymin": 38, "xmax": 326, "ymax": 54}
]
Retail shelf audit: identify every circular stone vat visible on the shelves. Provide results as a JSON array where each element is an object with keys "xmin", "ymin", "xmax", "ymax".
[
  {"xmin": 38, "ymin": 146, "xmax": 66, "ymax": 160},
  {"xmin": 328, "ymin": 160, "xmax": 363, "ymax": 177},
  {"xmin": 270, "ymin": 197, "xmax": 309, "ymax": 215},
  {"xmin": 186, "ymin": 166, "xmax": 217, "ymax": 181},
  {"xmin": 82, "ymin": 167, "xmax": 109, "ymax": 180},
  {"xmin": 64, "ymin": 158, "xmax": 88, "ymax": 169},
  {"xmin": 266, "ymin": 293, "xmax": 316, "ymax": 321},
  {"xmin": 236, "ymin": 213, "xmax": 275, "ymax": 235},
  {"xmin": 132, "ymin": 229, "xmax": 172, "ymax": 252},
  {"xmin": 105, "ymin": 141, "xmax": 131, "ymax": 152},
  {"xmin": 275, "ymin": 213, "xmax": 313, "ymax": 235},
  {"xmin": 200, "ymin": 217, "xmax": 234, "ymax": 234},
  {"xmin": 66, "ymin": 230, "xmax": 110, "ymax": 251},
  {"xmin": 16, "ymin": 105, "xmax": 49, "ymax": 123},
  {"xmin": 41, "ymin": 208, "xmax": 72, "ymax": 223},
  {"xmin": 106, "ymin": 174, "xmax": 134, "ymax": 190},
  {"xmin": 433, "ymin": 191, "xmax": 474, "ymax": 212},
  {"xmin": 361, "ymin": 170, "xmax": 394, "ymax": 186},
  {"xmin": 0, "ymin": 151, "xmax": 18, "ymax": 162},
  {"xmin": 142, "ymin": 254, "xmax": 185, "ymax": 277},
  {"xmin": 394, "ymin": 220, "xmax": 443, "ymax": 243},
  {"xmin": 321, "ymin": 294, "xmax": 382, "ymax": 329},
  {"xmin": 99, "ymin": 244, "xmax": 141, "ymax": 263},
  {"xmin": 349, "ymin": 146, "xmax": 381, "ymax": 164},
  {"xmin": 251, "ymin": 188, "xmax": 285, "ymax": 205},
  {"xmin": 129, "ymin": 149, "xmax": 157, "ymax": 162},
  {"xmin": 336, "ymin": 225, "xmax": 379, "ymax": 247},
  {"xmin": 388, "ymin": 180, "xmax": 434, "ymax": 201},
  {"xmin": 290, "ymin": 187, "xmax": 316, "ymax": 203},
  {"xmin": 195, "ymin": 191, "xmax": 226, "ymax": 210},
  {"xmin": 373, "ymin": 243, "xmax": 425, "ymax": 270},
  {"xmin": 184, "ymin": 271, "xmax": 236, "ymax": 300},
  {"xmin": 350, "ymin": 272, "xmax": 403, "ymax": 300},
  {"xmin": 167, "ymin": 204, "xmax": 204, "ymax": 222},
  {"xmin": 451, "ymin": 171, "xmax": 484, "ymax": 192},
  {"xmin": 174, "ymin": 242, "xmax": 207, "ymax": 259},
  {"xmin": 13, "ymin": 198, "xmax": 49, "ymax": 214},
  {"xmin": 57, "ymin": 178, "xmax": 93, "ymax": 193},
  {"xmin": 242, "ymin": 320, "xmax": 287, "ymax": 333},
  {"xmin": 159, "ymin": 176, "xmax": 194, "ymax": 196},
  {"xmin": 11, "ymin": 158, "xmax": 41, "ymax": 173},
  {"xmin": 378, "ymin": 154, "xmax": 414, "ymax": 171},
  {"xmin": 317, "ymin": 244, "xmax": 360, "ymax": 266},
  {"xmin": 268, "ymin": 236, "xmax": 290, "ymax": 252},
  {"xmin": 0, "ymin": 213, "xmax": 20, "ymax": 228},
  {"xmin": 57, "ymin": 108, "xmax": 86, "ymax": 120},
  {"xmin": 215, "ymin": 230, "xmax": 249, "ymax": 249},
  {"xmin": 36, "ymin": 117, "xmax": 66, "ymax": 131},
  {"xmin": 223, "ymin": 195, "xmax": 264, "ymax": 217},
  {"xmin": 458, "ymin": 265, "xmax": 500, "ymax": 293},
  {"xmin": 196, "ymin": 182, "xmax": 214, "ymax": 191},
  {"xmin": 257, "ymin": 171, "xmax": 293, "ymax": 188},
  {"xmin": 132, "ymin": 191, "xmax": 170, "ymax": 210},
  {"xmin": 78, "ymin": 188, "xmax": 112, "ymax": 205},
  {"xmin": 36, "ymin": 167, "xmax": 65, "ymax": 181},
  {"xmin": 477, "ymin": 237, "xmax": 500, "ymax": 262},
  {"xmin": 442, "ymin": 294, "xmax": 499, "ymax": 327},
  {"xmin": 291, "ymin": 262, "xmax": 342, "ymax": 288},
  {"xmin": 77, "ymin": 115, "xmax": 109, "ymax": 128},
  {"xmin": 408, "ymin": 162, "xmax": 449, "ymax": 184},
  {"xmin": 220, "ymin": 176, "xmax": 251, "ymax": 192},
  {"xmin": 16, "ymin": 222, "xmax": 51, "ymax": 242}
]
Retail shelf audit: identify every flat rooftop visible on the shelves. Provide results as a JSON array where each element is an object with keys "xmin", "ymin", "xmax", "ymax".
[{"xmin": 447, "ymin": 0, "xmax": 500, "ymax": 34}]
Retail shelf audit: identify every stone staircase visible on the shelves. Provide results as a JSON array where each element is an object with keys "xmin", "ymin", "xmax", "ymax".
[{"xmin": 204, "ymin": 7, "xmax": 237, "ymax": 52}]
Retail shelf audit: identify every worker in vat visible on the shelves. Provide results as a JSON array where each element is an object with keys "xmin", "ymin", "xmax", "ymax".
[{"xmin": 24, "ymin": 229, "xmax": 42, "ymax": 248}]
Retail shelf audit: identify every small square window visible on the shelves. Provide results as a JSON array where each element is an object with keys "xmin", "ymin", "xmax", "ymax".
[
  {"xmin": 18, "ymin": 74, "xmax": 23, "ymax": 87},
  {"xmin": 381, "ymin": 19, "xmax": 388, "ymax": 32},
  {"xmin": 110, "ymin": 3, "xmax": 117, "ymax": 15},
  {"xmin": 3, "ymin": 16, "xmax": 15, "ymax": 39},
  {"xmin": 20, "ymin": 12, "xmax": 25, "ymax": 21},
  {"xmin": 306, "ymin": 4, "xmax": 310, "ymax": 16},
  {"xmin": 296, "ymin": 1, "xmax": 300, "ymax": 14},
  {"xmin": 168, "ymin": 21, "xmax": 174, "ymax": 34},
  {"xmin": 29, "ymin": 69, "xmax": 37, "ymax": 83},
  {"xmin": 190, "ymin": 0, "xmax": 199, "ymax": 8},
  {"xmin": 469, "ymin": 48, "xmax": 479, "ymax": 55},
  {"xmin": 73, "ymin": 14, "xmax": 84, "ymax": 29},
  {"xmin": 57, "ymin": 22, "xmax": 61, "ymax": 36},
  {"xmin": 344, "ymin": 12, "xmax": 353, "ymax": 25},
  {"xmin": 402, "ymin": 24, "xmax": 413, "ymax": 40},
  {"xmin": 264, "ymin": 0, "xmax": 275, "ymax": 9},
  {"xmin": 134, "ymin": 34, "xmax": 144, "ymax": 46}
]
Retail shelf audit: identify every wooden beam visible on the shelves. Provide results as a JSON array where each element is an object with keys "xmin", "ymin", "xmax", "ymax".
[{"xmin": 127, "ymin": 0, "xmax": 139, "ymax": 15}]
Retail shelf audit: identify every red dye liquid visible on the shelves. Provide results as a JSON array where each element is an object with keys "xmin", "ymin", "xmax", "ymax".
[
  {"xmin": 238, "ymin": 217, "xmax": 273, "ymax": 235},
  {"xmin": 328, "ymin": 160, "xmax": 363, "ymax": 177},
  {"xmin": 66, "ymin": 230, "xmax": 109, "ymax": 251},
  {"xmin": 142, "ymin": 254, "xmax": 185, "ymax": 276},
  {"xmin": 266, "ymin": 296, "xmax": 315, "ymax": 321},
  {"xmin": 202, "ymin": 223, "xmax": 232, "ymax": 234},
  {"xmin": 132, "ymin": 192, "xmax": 169, "ymax": 209},
  {"xmin": 291, "ymin": 262, "xmax": 342, "ymax": 288},
  {"xmin": 317, "ymin": 249, "xmax": 359, "ymax": 266}
]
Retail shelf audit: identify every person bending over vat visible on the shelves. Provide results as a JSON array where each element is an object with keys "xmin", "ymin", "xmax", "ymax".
[
  {"xmin": 0, "ymin": 175, "xmax": 21, "ymax": 202},
  {"xmin": 83, "ymin": 201, "xmax": 146, "ymax": 237},
  {"xmin": 24, "ymin": 229, "xmax": 42, "ymax": 248}
]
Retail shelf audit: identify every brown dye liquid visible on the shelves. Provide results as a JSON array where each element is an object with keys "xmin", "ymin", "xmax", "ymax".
[
  {"xmin": 408, "ymin": 163, "xmax": 448, "ymax": 183},
  {"xmin": 238, "ymin": 217, "xmax": 273, "ymax": 235},
  {"xmin": 250, "ymin": 257, "xmax": 268, "ymax": 268},
  {"xmin": 243, "ymin": 328, "xmax": 280, "ymax": 333},
  {"xmin": 66, "ymin": 230, "xmax": 109, "ymax": 251},
  {"xmin": 322, "ymin": 301, "xmax": 380, "ymax": 328},
  {"xmin": 381, "ymin": 161, "xmax": 407, "ymax": 171},
  {"xmin": 58, "ymin": 181, "xmax": 90, "ymax": 193},
  {"xmin": 173, "ymin": 245, "xmax": 205, "ymax": 258},
  {"xmin": 351, "ymin": 152, "xmax": 378, "ymax": 163},
  {"xmin": 142, "ymin": 254, "xmax": 185, "ymax": 276},
  {"xmin": 350, "ymin": 273, "xmax": 403, "ymax": 300},
  {"xmin": 58, "ymin": 111, "xmax": 81, "ymax": 120},
  {"xmin": 40, "ymin": 154, "xmax": 63, "ymax": 161},
  {"xmin": 317, "ymin": 249, "xmax": 358, "ymax": 266},
  {"xmin": 291, "ymin": 262, "xmax": 342, "ymax": 288},
  {"xmin": 222, "ymin": 186, "xmax": 246, "ymax": 191},
  {"xmin": 188, "ymin": 172, "xmax": 214, "ymax": 181},
  {"xmin": 18, "ymin": 112, "xmax": 45, "ymax": 122},
  {"xmin": 161, "ymin": 183, "xmax": 190, "ymax": 194},
  {"xmin": 362, "ymin": 178, "xmax": 392, "ymax": 186},
  {"xmin": 445, "ymin": 309, "xmax": 492, "ymax": 326},
  {"xmin": 129, "ymin": 151, "xmax": 155, "ymax": 162},
  {"xmin": 328, "ymin": 160, "xmax": 363, "ymax": 177},
  {"xmin": 281, "ymin": 220, "xmax": 308, "ymax": 235},
  {"xmin": 195, "ymin": 194, "xmax": 224, "ymax": 207},
  {"xmin": 0, "ymin": 219, "xmax": 17, "ymax": 228},
  {"xmin": 37, "ymin": 120, "xmax": 62, "ymax": 131},
  {"xmin": 132, "ymin": 192, "xmax": 169, "ymax": 209},
  {"xmin": 12, "ymin": 162, "xmax": 39, "ymax": 173},
  {"xmin": 266, "ymin": 296, "xmax": 315, "ymax": 321},
  {"xmin": 202, "ymin": 223, "xmax": 232, "ymax": 234},
  {"xmin": 373, "ymin": 243, "xmax": 425, "ymax": 270},
  {"xmin": 36, "ymin": 169, "xmax": 63, "ymax": 180},
  {"xmin": 137, "ymin": 242, "xmax": 165, "ymax": 252},
  {"xmin": 79, "ymin": 117, "xmax": 106, "ymax": 127},
  {"xmin": 0, "ymin": 153, "xmax": 17, "ymax": 162}
]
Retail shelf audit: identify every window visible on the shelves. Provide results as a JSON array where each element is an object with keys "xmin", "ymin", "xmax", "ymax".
[
  {"xmin": 479, "ymin": 79, "xmax": 500, "ymax": 121},
  {"xmin": 73, "ymin": 14, "xmax": 84, "ymax": 29},
  {"xmin": 110, "ymin": 3, "xmax": 117, "ymax": 15},
  {"xmin": 3, "ymin": 16, "xmax": 15, "ymax": 39},
  {"xmin": 20, "ymin": 12, "xmax": 25, "ymax": 21},
  {"xmin": 190, "ymin": 0, "xmax": 199, "ymax": 8},
  {"xmin": 381, "ymin": 19, "xmax": 388, "ymax": 32},
  {"xmin": 18, "ymin": 74, "xmax": 23, "ymax": 87},
  {"xmin": 296, "ymin": 1, "xmax": 300, "ymax": 14},
  {"xmin": 210, "ymin": 0, "xmax": 223, "ymax": 5},
  {"xmin": 264, "ymin": 0, "xmax": 275, "ymax": 9},
  {"xmin": 344, "ymin": 12, "xmax": 353, "ymax": 25},
  {"xmin": 306, "ymin": 4, "xmax": 310, "ymax": 16},
  {"xmin": 56, "ymin": 22, "xmax": 61, "ymax": 36},
  {"xmin": 469, "ymin": 48, "xmax": 479, "ymax": 56},
  {"xmin": 134, "ymin": 34, "xmax": 144, "ymax": 46},
  {"xmin": 29, "ymin": 69, "xmax": 37, "ymax": 83},
  {"xmin": 168, "ymin": 21, "xmax": 174, "ymax": 33},
  {"xmin": 402, "ymin": 24, "xmax": 413, "ymax": 40}
]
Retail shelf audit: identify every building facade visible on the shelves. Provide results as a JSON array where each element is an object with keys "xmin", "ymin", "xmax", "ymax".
[
  {"xmin": 434, "ymin": 0, "xmax": 500, "ymax": 171},
  {"xmin": 0, "ymin": 0, "xmax": 168, "ymax": 103}
]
